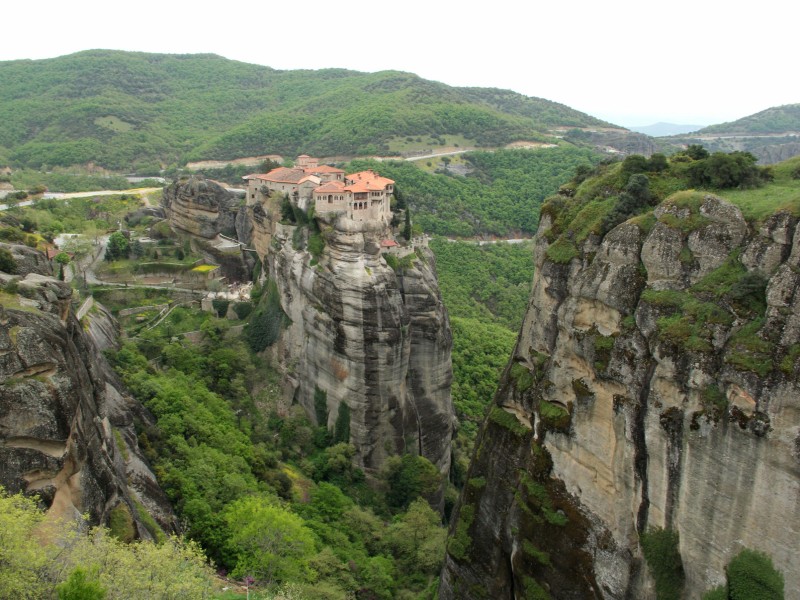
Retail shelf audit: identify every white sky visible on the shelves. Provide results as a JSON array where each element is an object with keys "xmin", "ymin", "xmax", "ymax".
[{"xmin": 1, "ymin": 0, "xmax": 796, "ymax": 127}]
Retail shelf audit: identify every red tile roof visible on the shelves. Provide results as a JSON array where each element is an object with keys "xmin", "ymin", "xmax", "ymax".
[
  {"xmin": 253, "ymin": 167, "xmax": 308, "ymax": 184},
  {"xmin": 345, "ymin": 169, "xmax": 394, "ymax": 190},
  {"xmin": 380, "ymin": 239, "xmax": 399, "ymax": 247},
  {"xmin": 314, "ymin": 181, "xmax": 346, "ymax": 193},
  {"xmin": 310, "ymin": 165, "xmax": 345, "ymax": 174}
]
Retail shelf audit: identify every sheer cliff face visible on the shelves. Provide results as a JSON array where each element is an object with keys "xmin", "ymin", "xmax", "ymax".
[
  {"xmin": 0, "ymin": 261, "xmax": 174, "ymax": 538},
  {"xmin": 245, "ymin": 202, "xmax": 455, "ymax": 477},
  {"xmin": 162, "ymin": 176, "xmax": 240, "ymax": 238},
  {"xmin": 441, "ymin": 195, "xmax": 800, "ymax": 599}
]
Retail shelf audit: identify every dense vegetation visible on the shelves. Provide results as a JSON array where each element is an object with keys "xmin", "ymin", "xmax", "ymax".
[
  {"xmin": 429, "ymin": 238, "xmax": 534, "ymax": 477},
  {"xmin": 0, "ymin": 485, "xmax": 214, "ymax": 599},
  {"xmin": 0, "ymin": 50, "xmax": 610, "ymax": 171},
  {"xmin": 105, "ymin": 300, "xmax": 448, "ymax": 598},
  {"xmin": 349, "ymin": 147, "xmax": 601, "ymax": 237}
]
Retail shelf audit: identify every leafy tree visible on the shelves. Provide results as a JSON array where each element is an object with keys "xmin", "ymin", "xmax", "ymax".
[
  {"xmin": 383, "ymin": 454, "xmax": 441, "ymax": 511},
  {"xmin": 602, "ymin": 174, "xmax": 652, "ymax": 233},
  {"xmin": 726, "ymin": 549, "xmax": 784, "ymax": 600},
  {"xmin": 56, "ymin": 568, "xmax": 107, "ymax": 600},
  {"xmin": 0, "ymin": 486, "xmax": 53, "ymax": 599},
  {"xmin": 224, "ymin": 495, "xmax": 317, "ymax": 585},
  {"xmin": 104, "ymin": 231, "xmax": 129, "ymax": 261},
  {"xmin": 686, "ymin": 144, "xmax": 710, "ymax": 160},
  {"xmin": 386, "ymin": 498, "xmax": 446, "ymax": 574},
  {"xmin": 620, "ymin": 154, "xmax": 649, "ymax": 179},
  {"xmin": 648, "ymin": 153, "xmax": 669, "ymax": 172},
  {"xmin": 687, "ymin": 151, "xmax": 768, "ymax": 189}
]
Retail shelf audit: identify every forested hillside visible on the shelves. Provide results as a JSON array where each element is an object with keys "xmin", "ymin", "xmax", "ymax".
[
  {"xmin": 699, "ymin": 103, "xmax": 800, "ymax": 134},
  {"xmin": 0, "ymin": 50, "xmax": 611, "ymax": 171},
  {"xmin": 663, "ymin": 104, "xmax": 800, "ymax": 165},
  {"xmin": 348, "ymin": 147, "xmax": 601, "ymax": 237}
]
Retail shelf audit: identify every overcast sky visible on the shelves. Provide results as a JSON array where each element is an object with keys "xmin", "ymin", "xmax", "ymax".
[{"xmin": 2, "ymin": 0, "xmax": 796, "ymax": 127}]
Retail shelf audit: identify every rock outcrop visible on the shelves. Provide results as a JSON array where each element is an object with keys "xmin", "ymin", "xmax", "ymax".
[
  {"xmin": 162, "ymin": 175, "xmax": 240, "ymax": 239},
  {"xmin": 0, "ymin": 253, "xmax": 175, "ymax": 538},
  {"xmin": 441, "ymin": 194, "xmax": 800, "ymax": 598},
  {"xmin": 240, "ymin": 195, "xmax": 455, "ymax": 481}
]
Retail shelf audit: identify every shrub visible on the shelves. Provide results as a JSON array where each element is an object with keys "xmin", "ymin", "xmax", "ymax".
[
  {"xmin": 211, "ymin": 298, "xmax": 230, "ymax": 318},
  {"xmin": 308, "ymin": 232, "xmax": 325, "ymax": 259},
  {"xmin": 640, "ymin": 527, "xmax": 684, "ymax": 600},
  {"xmin": 244, "ymin": 280, "xmax": 288, "ymax": 352},
  {"xmin": 232, "ymin": 302, "xmax": 253, "ymax": 320},
  {"xmin": 108, "ymin": 504, "xmax": 136, "ymax": 543},
  {"xmin": 726, "ymin": 548, "xmax": 784, "ymax": 600},
  {"xmin": 0, "ymin": 248, "xmax": 18, "ymax": 274},
  {"xmin": 539, "ymin": 401, "xmax": 570, "ymax": 433}
]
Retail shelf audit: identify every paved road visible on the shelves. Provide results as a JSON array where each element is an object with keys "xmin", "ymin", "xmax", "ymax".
[
  {"xmin": 1, "ymin": 187, "xmax": 161, "ymax": 211},
  {"xmin": 405, "ymin": 149, "xmax": 471, "ymax": 162}
]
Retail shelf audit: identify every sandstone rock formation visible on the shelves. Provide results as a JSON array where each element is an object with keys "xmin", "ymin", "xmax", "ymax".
[
  {"xmin": 239, "ymin": 195, "xmax": 455, "ymax": 481},
  {"xmin": 162, "ymin": 175, "xmax": 240, "ymax": 239},
  {"xmin": 0, "ymin": 252, "xmax": 174, "ymax": 538},
  {"xmin": 440, "ymin": 194, "xmax": 800, "ymax": 598}
]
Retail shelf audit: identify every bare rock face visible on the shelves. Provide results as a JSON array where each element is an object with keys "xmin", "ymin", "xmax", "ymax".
[
  {"xmin": 242, "ymin": 202, "xmax": 455, "ymax": 482},
  {"xmin": 441, "ymin": 195, "xmax": 800, "ymax": 598},
  {"xmin": 161, "ymin": 176, "xmax": 240, "ymax": 238},
  {"xmin": 0, "ymin": 256, "xmax": 175, "ymax": 538},
  {"xmin": 0, "ymin": 241, "xmax": 53, "ymax": 277}
]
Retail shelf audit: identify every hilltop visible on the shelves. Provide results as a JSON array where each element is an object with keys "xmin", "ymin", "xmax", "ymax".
[
  {"xmin": 0, "ymin": 50, "xmax": 613, "ymax": 171},
  {"xmin": 665, "ymin": 103, "xmax": 800, "ymax": 164},
  {"xmin": 699, "ymin": 103, "xmax": 800, "ymax": 134}
]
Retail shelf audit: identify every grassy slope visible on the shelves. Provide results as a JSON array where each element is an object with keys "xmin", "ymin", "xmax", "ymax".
[{"xmin": 0, "ymin": 50, "xmax": 612, "ymax": 170}]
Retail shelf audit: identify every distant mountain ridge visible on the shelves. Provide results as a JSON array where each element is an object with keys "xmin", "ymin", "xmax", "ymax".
[
  {"xmin": 664, "ymin": 104, "xmax": 800, "ymax": 164},
  {"xmin": 699, "ymin": 103, "xmax": 800, "ymax": 134},
  {"xmin": 0, "ymin": 50, "xmax": 613, "ymax": 170}
]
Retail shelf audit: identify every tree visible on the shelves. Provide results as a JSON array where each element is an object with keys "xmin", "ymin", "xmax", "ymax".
[
  {"xmin": 726, "ymin": 549, "xmax": 784, "ymax": 600},
  {"xmin": 56, "ymin": 568, "xmax": 107, "ymax": 600},
  {"xmin": 333, "ymin": 403, "xmax": 350, "ymax": 444},
  {"xmin": 386, "ymin": 498, "xmax": 446, "ymax": 574},
  {"xmin": 104, "ymin": 232, "xmax": 129, "ymax": 261},
  {"xmin": 601, "ymin": 174, "xmax": 652, "ymax": 234},
  {"xmin": 382, "ymin": 454, "xmax": 442, "ymax": 511},
  {"xmin": 0, "ymin": 486, "xmax": 53, "ymax": 599},
  {"xmin": 403, "ymin": 208, "xmax": 412, "ymax": 241},
  {"xmin": 686, "ymin": 144, "xmax": 710, "ymax": 160},
  {"xmin": 224, "ymin": 495, "xmax": 317, "ymax": 585},
  {"xmin": 702, "ymin": 548, "xmax": 784, "ymax": 600},
  {"xmin": 281, "ymin": 194, "xmax": 296, "ymax": 223},
  {"xmin": 648, "ymin": 153, "xmax": 668, "ymax": 172},
  {"xmin": 620, "ymin": 154, "xmax": 648, "ymax": 179},
  {"xmin": 131, "ymin": 239, "xmax": 145, "ymax": 259}
]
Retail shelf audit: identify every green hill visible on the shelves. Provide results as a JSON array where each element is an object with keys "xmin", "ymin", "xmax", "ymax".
[
  {"xmin": 699, "ymin": 104, "xmax": 800, "ymax": 134},
  {"xmin": 0, "ymin": 50, "xmax": 611, "ymax": 171}
]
